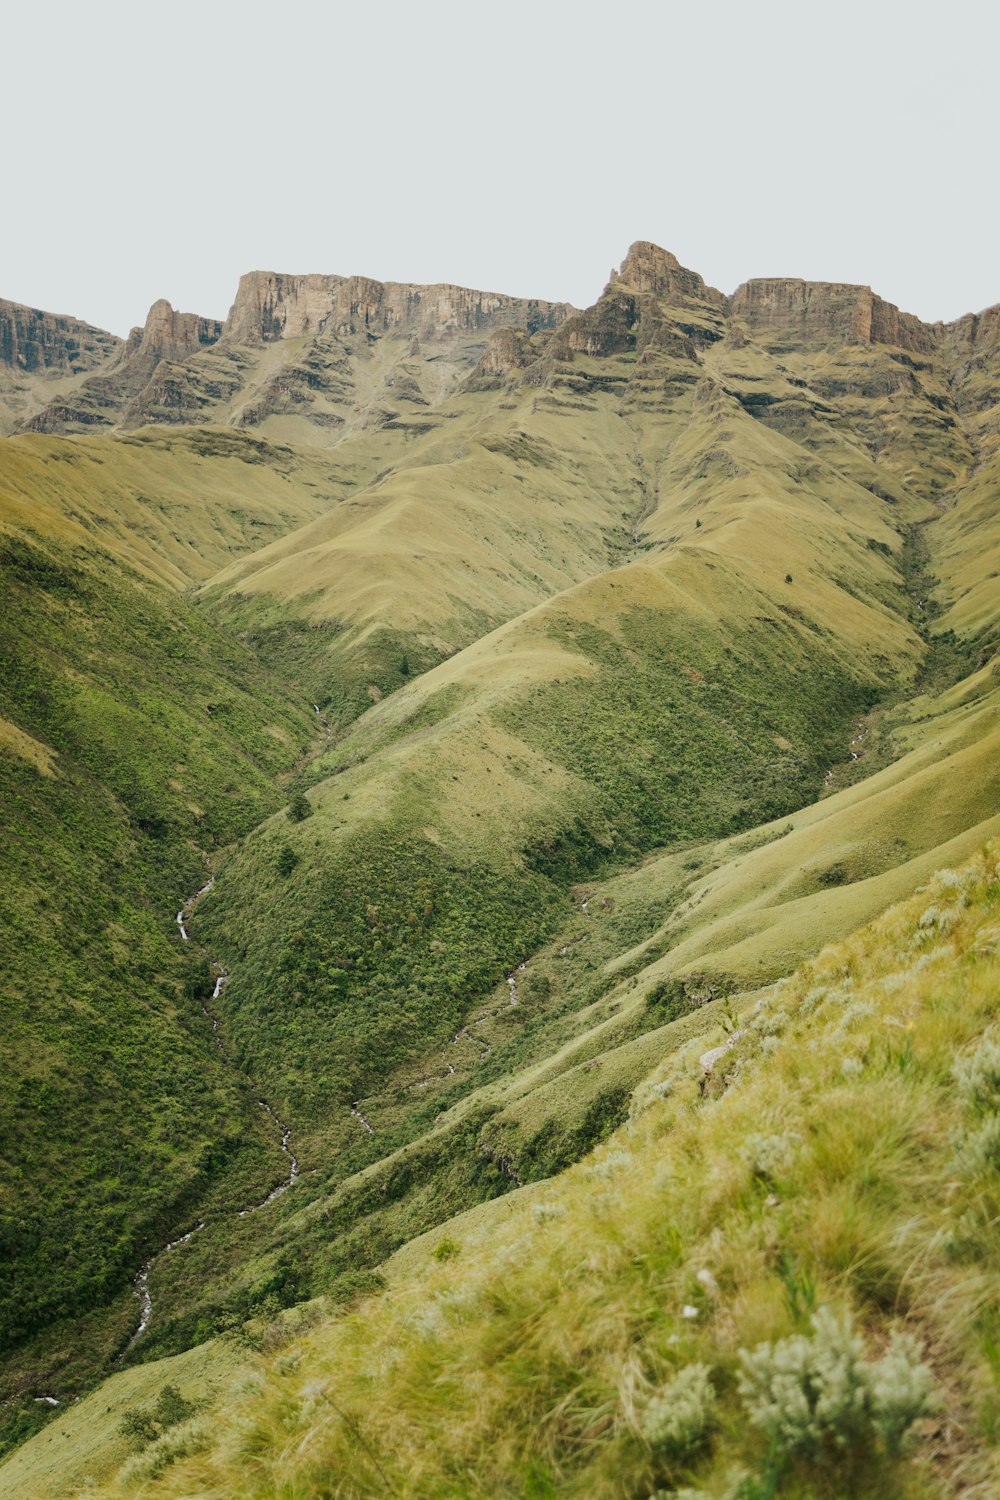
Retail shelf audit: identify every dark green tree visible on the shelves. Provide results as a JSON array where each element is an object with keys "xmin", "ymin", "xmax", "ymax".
[{"xmin": 287, "ymin": 791, "xmax": 313, "ymax": 822}]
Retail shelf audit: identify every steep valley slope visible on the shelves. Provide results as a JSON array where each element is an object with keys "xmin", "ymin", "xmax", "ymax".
[{"xmin": 1, "ymin": 242, "xmax": 999, "ymax": 1496}]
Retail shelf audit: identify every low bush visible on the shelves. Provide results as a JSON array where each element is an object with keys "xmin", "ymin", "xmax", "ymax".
[{"xmin": 737, "ymin": 1307, "xmax": 933, "ymax": 1462}]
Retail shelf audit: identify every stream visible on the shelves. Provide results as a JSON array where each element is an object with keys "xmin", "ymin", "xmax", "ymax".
[{"xmin": 120, "ymin": 876, "xmax": 301, "ymax": 1356}]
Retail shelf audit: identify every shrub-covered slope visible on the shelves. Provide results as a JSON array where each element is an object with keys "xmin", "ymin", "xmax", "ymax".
[
  {"xmin": 20, "ymin": 838, "xmax": 1000, "ymax": 1499},
  {"xmin": 0, "ymin": 525, "xmax": 316, "ymax": 1444}
]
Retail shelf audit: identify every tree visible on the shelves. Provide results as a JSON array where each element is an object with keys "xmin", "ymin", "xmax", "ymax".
[{"xmin": 287, "ymin": 791, "xmax": 312, "ymax": 822}]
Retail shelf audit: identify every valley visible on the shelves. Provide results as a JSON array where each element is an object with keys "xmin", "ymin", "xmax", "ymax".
[{"xmin": 1, "ymin": 241, "xmax": 999, "ymax": 1497}]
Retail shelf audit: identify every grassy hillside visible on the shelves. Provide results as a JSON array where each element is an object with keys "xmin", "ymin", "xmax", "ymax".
[
  {"xmin": 0, "ymin": 428, "xmax": 363, "ymax": 587},
  {"xmin": 2, "ymin": 243, "xmax": 999, "ymax": 1491},
  {"xmin": 0, "ymin": 522, "xmax": 319, "ymax": 1448},
  {"xmin": 59, "ymin": 245, "xmax": 998, "ymax": 1390},
  {"xmin": 88, "ymin": 629, "xmax": 997, "ymax": 1378},
  {"xmin": 19, "ymin": 835, "xmax": 1000, "ymax": 1499}
]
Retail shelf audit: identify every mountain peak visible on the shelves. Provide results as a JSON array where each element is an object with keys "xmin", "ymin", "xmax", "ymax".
[
  {"xmin": 133, "ymin": 298, "xmax": 222, "ymax": 361},
  {"xmin": 613, "ymin": 241, "xmax": 683, "ymax": 293},
  {"xmin": 606, "ymin": 241, "xmax": 725, "ymax": 309}
]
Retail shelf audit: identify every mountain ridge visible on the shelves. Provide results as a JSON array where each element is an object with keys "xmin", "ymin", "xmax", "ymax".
[{"xmin": 5, "ymin": 243, "xmax": 1000, "ymax": 445}]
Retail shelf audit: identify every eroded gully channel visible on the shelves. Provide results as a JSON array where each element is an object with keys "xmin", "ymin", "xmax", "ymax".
[{"xmin": 121, "ymin": 877, "xmax": 300, "ymax": 1358}]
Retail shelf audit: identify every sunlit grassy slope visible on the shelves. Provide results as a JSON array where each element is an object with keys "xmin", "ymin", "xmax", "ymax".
[
  {"xmin": 0, "ymin": 427, "xmax": 372, "ymax": 587},
  {"xmin": 24, "ymin": 837, "xmax": 1000, "ymax": 1499}
]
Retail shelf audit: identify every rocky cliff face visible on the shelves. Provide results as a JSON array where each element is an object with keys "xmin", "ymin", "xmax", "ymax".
[
  {"xmin": 222, "ymin": 270, "xmax": 571, "ymax": 345},
  {"xmin": 124, "ymin": 299, "xmax": 222, "ymax": 366},
  {"xmin": 22, "ymin": 271, "xmax": 572, "ymax": 437},
  {"xmin": 730, "ymin": 278, "xmax": 935, "ymax": 353},
  {"xmin": 0, "ymin": 299, "xmax": 121, "ymax": 376},
  {"xmin": 12, "ymin": 246, "xmax": 1000, "ymax": 456},
  {"xmin": 25, "ymin": 299, "xmax": 225, "ymax": 434},
  {"xmin": 0, "ymin": 300, "xmax": 122, "ymax": 433},
  {"xmin": 610, "ymin": 240, "xmax": 727, "ymax": 309},
  {"xmin": 522, "ymin": 242, "xmax": 727, "ymax": 369},
  {"xmin": 221, "ymin": 273, "xmax": 346, "ymax": 343}
]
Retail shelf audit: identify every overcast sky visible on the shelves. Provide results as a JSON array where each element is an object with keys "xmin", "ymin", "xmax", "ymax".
[{"xmin": 5, "ymin": 0, "xmax": 998, "ymax": 335}]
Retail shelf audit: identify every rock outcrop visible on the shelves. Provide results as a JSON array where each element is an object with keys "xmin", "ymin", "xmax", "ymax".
[
  {"xmin": 222, "ymin": 271, "xmax": 571, "ymax": 345},
  {"xmin": 26, "ymin": 300, "xmax": 224, "ymax": 433},
  {"xmin": 610, "ymin": 240, "xmax": 727, "ymax": 310},
  {"xmin": 0, "ymin": 299, "xmax": 121, "ymax": 376},
  {"xmin": 533, "ymin": 243, "xmax": 727, "ymax": 371},
  {"xmin": 0, "ymin": 300, "xmax": 122, "ymax": 432},
  {"xmin": 122, "ymin": 299, "xmax": 222, "ymax": 368},
  {"xmin": 12, "ymin": 243, "xmax": 1000, "ymax": 456},
  {"xmin": 730, "ymin": 278, "xmax": 935, "ymax": 353}
]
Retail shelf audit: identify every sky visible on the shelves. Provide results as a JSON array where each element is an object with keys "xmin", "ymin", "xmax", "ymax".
[{"xmin": 4, "ymin": 0, "xmax": 998, "ymax": 335}]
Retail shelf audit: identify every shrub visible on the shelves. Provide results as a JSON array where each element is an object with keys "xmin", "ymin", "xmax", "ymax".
[
  {"xmin": 741, "ymin": 1132, "xmax": 800, "ymax": 1183},
  {"xmin": 641, "ymin": 1362, "xmax": 716, "ymax": 1457},
  {"xmin": 152, "ymin": 1384, "xmax": 197, "ymax": 1429},
  {"xmin": 117, "ymin": 1383, "xmax": 199, "ymax": 1452},
  {"xmin": 276, "ymin": 844, "xmax": 299, "ymax": 877},
  {"xmin": 117, "ymin": 1416, "xmax": 209, "ymax": 1484},
  {"xmin": 954, "ymin": 1034, "xmax": 1000, "ymax": 1113},
  {"xmin": 118, "ymin": 1407, "xmax": 159, "ymax": 1449},
  {"xmin": 287, "ymin": 791, "xmax": 313, "ymax": 822},
  {"xmin": 737, "ymin": 1307, "xmax": 933, "ymax": 1460},
  {"xmin": 866, "ymin": 1330, "xmax": 938, "ymax": 1455},
  {"xmin": 956, "ymin": 1115, "xmax": 1000, "ymax": 1175}
]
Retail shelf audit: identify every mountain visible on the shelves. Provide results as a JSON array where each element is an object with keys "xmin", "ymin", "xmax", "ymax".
[
  {"xmin": 1, "ymin": 241, "xmax": 999, "ymax": 1498},
  {"xmin": 18, "ymin": 272, "xmax": 571, "ymax": 440},
  {"xmin": 0, "ymin": 299, "xmax": 122, "ymax": 435}
]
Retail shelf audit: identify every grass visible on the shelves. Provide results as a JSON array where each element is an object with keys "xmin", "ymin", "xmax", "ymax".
[{"xmin": 42, "ymin": 836, "xmax": 1000, "ymax": 1499}]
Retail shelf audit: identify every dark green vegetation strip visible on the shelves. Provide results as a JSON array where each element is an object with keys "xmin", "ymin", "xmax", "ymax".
[{"xmin": 0, "ymin": 538, "xmax": 312, "ymax": 1449}]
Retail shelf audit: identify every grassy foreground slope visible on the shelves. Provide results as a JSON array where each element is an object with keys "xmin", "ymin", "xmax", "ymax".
[{"xmin": 21, "ymin": 836, "xmax": 1000, "ymax": 1499}]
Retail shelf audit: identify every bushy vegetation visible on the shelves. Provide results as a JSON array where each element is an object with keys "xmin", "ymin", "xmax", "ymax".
[
  {"xmin": 0, "ymin": 535, "xmax": 313, "ymax": 1437},
  {"xmin": 737, "ymin": 1308, "xmax": 933, "ymax": 1468},
  {"xmin": 202, "ymin": 828, "xmax": 563, "ymax": 1118},
  {"xmin": 118, "ymin": 1384, "xmax": 200, "ymax": 1451},
  {"xmin": 61, "ymin": 843, "xmax": 1000, "ymax": 1499}
]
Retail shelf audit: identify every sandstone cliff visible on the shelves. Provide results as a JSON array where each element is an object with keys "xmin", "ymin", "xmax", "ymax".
[
  {"xmin": 0, "ymin": 300, "xmax": 121, "ymax": 433},
  {"xmin": 222, "ymin": 270, "xmax": 571, "ymax": 344},
  {"xmin": 122, "ymin": 299, "xmax": 222, "ymax": 368},
  {"xmin": 26, "ymin": 299, "xmax": 224, "ymax": 433},
  {"xmin": 0, "ymin": 299, "xmax": 121, "ymax": 375},
  {"xmin": 11, "ymin": 246, "xmax": 1000, "ymax": 463},
  {"xmin": 610, "ymin": 240, "xmax": 727, "ymax": 309},
  {"xmin": 730, "ymin": 277, "xmax": 935, "ymax": 353}
]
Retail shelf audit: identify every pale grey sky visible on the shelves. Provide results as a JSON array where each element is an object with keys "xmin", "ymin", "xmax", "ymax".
[{"xmin": 5, "ymin": 0, "xmax": 998, "ymax": 335}]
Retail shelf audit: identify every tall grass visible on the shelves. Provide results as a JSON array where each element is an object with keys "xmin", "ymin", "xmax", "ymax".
[{"xmin": 87, "ymin": 842, "xmax": 1000, "ymax": 1498}]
